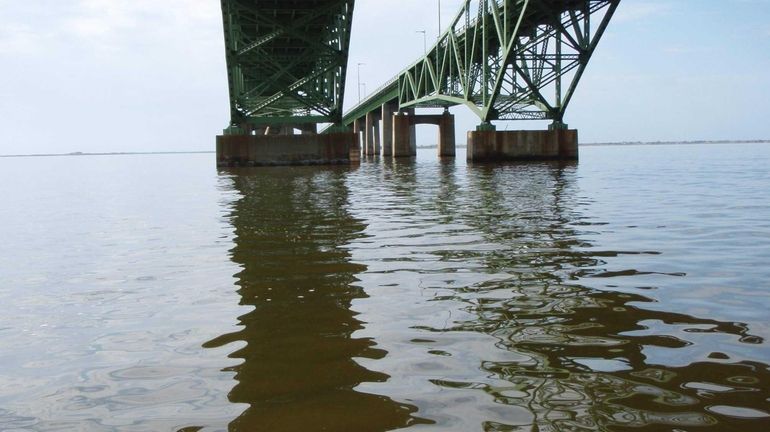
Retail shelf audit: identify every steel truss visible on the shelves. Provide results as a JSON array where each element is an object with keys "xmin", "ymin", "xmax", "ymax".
[
  {"xmin": 221, "ymin": 0, "xmax": 355, "ymax": 132},
  {"xmin": 398, "ymin": 0, "xmax": 620, "ymax": 125}
]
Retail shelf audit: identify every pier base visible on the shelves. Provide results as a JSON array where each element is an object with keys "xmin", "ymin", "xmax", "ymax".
[
  {"xmin": 381, "ymin": 102, "xmax": 397, "ymax": 157},
  {"xmin": 216, "ymin": 133, "xmax": 356, "ymax": 167},
  {"xmin": 467, "ymin": 129, "xmax": 578, "ymax": 162},
  {"xmin": 392, "ymin": 113, "xmax": 414, "ymax": 158},
  {"xmin": 350, "ymin": 130, "xmax": 361, "ymax": 165},
  {"xmin": 366, "ymin": 111, "xmax": 381, "ymax": 156},
  {"xmin": 407, "ymin": 108, "xmax": 417, "ymax": 156},
  {"xmin": 437, "ymin": 112, "xmax": 456, "ymax": 158},
  {"xmin": 353, "ymin": 118, "xmax": 363, "ymax": 156}
]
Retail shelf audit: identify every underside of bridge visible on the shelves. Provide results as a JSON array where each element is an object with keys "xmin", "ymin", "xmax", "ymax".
[
  {"xmin": 217, "ymin": 0, "xmax": 358, "ymax": 166},
  {"xmin": 221, "ymin": 0, "xmax": 355, "ymax": 134},
  {"xmin": 397, "ymin": 0, "xmax": 621, "ymax": 126},
  {"xmin": 217, "ymin": 0, "xmax": 622, "ymax": 165},
  {"xmin": 345, "ymin": 0, "xmax": 620, "ymax": 128}
]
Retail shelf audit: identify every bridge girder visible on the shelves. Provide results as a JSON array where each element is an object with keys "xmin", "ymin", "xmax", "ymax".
[
  {"xmin": 397, "ymin": 0, "xmax": 621, "ymax": 125},
  {"xmin": 221, "ymin": 0, "xmax": 355, "ymax": 133}
]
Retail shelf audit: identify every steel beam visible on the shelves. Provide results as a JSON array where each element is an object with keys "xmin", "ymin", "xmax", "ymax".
[
  {"xmin": 221, "ymin": 0, "xmax": 355, "ymax": 134},
  {"xmin": 340, "ymin": 0, "xmax": 620, "ymax": 128}
]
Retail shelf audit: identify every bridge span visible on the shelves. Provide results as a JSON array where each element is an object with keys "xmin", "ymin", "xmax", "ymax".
[{"xmin": 216, "ymin": 0, "xmax": 621, "ymax": 166}]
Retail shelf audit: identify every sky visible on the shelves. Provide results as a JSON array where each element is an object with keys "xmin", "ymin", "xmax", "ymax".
[{"xmin": 1, "ymin": 0, "xmax": 769, "ymax": 155}]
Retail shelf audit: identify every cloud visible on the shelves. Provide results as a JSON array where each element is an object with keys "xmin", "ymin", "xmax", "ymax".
[{"xmin": 0, "ymin": 0, "xmax": 220, "ymax": 56}]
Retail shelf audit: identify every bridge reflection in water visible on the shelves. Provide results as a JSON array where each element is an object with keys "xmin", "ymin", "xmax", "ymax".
[
  {"xmin": 206, "ymin": 166, "xmax": 429, "ymax": 431},
  {"xmin": 209, "ymin": 160, "xmax": 770, "ymax": 431}
]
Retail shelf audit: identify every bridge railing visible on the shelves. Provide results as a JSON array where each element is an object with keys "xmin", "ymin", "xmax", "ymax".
[{"xmin": 344, "ymin": 76, "xmax": 398, "ymax": 117}]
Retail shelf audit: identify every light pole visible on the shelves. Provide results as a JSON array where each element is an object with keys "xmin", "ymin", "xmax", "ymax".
[
  {"xmin": 357, "ymin": 62, "xmax": 365, "ymax": 103},
  {"xmin": 438, "ymin": 0, "xmax": 442, "ymax": 39},
  {"xmin": 416, "ymin": 30, "xmax": 426, "ymax": 55}
]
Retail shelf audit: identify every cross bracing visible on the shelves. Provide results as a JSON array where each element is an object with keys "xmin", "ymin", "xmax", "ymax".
[
  {"xmin": 221, "ymin": 0, "xmax": 355, "ymax": 132},
  {"xmin": 344, "ymin": 0, "xmax": 620, "ymax": 127}
]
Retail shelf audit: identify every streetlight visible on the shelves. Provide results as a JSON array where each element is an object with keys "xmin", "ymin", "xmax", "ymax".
[
  {"xmin": 438, "ymin": 0, "xmax": 442, "ymax": 37},
  {"xmin": 416, "ymin": 30, "xmax": 426, "ymax": 55},
  {"xmin": 357, "ymin": 62, "xmax": 365, "ymax": 103}
]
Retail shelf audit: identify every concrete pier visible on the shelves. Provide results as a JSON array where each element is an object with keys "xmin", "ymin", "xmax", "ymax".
[
  {"xmin": 407, "ymin": 108, "xmax": 417, "ymax": 155},
  {"xmin": 349, "ymin": 130, "xmax": 361, "ymax": 164},
  {"xmin": 353, "ymin": 104, "xmax": 456, "ymax": 159},
  {"xmin": 466, "ymin": 128, "xmax": 578, "ymax": 162},
  {"xmin": 393, "ymin": 108, "xmax": 424, "ymax": 157},
  {"xmin": 364, "ymin": 112, "xmax": 375, "ymax": 156},
  {"xmin": 216, "ymin": 133, "xmax": 356, "ymax": 167},
  {"xmin": 391, "ymin": 110, "xmax": 455, "ymax": 158},
  {"xmin": 372, "ymin": 112, "xmax": 381, "ymax": 155},
  {"xmin": 411, "ymin": 111, "xmax": 455, "ymax": 158},
  {"xmin": 381, "ymin": 102, "xmax": 397, "ymax": 157},
  {"xmin": 365, "ymin": 110, "xmax": 381, "ymax": 156},
  {"xmin": 392, "ymin": 112, "xmax": 414, "ymax": 158},
  {"xmin": 353, "ymin": 119, "xmax": 366, "ymax": 156}
]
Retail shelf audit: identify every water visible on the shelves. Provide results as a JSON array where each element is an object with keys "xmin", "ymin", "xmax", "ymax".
[{"xmin": 1, "ymin": 144, "xmax": 769, "ymax": 431}]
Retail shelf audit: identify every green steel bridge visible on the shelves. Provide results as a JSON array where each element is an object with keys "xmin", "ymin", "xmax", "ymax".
[
  {"xmin": 221, "ymin": 0, "xmax": 355, "ymax": 134},
  {"xmin": 220, "ymin": 0, "xmax": 620, "ymax": 135}
]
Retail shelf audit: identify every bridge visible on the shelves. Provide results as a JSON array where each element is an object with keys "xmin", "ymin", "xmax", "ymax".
[{"xmin": 216, "ymin": 0, "xmax": 621, "ymax": 166}]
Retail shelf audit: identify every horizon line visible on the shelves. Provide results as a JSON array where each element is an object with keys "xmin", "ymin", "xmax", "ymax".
[{"xmin": 2, "ymin": 139, "xmax": 768, "ymax": 158}]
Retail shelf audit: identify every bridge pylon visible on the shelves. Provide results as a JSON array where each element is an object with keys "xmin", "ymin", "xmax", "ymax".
[{"xmin": 217, "ymin": 0, "xmax": 358, "ymax": 167}]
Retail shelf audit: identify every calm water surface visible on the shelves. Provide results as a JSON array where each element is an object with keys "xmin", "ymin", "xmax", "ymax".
[{"xmin": 1, "ymin": 144, "xmax": 769, "ymax": 431}]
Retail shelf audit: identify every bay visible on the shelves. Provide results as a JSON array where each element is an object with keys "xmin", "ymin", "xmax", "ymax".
[{"xmin": 1, "ymin": 143, "xmax": 769, "ymax": 431}]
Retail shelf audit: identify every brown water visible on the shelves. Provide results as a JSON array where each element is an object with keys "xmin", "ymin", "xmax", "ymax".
[{"xmin": 1, "ymin": 144, "xmax": 769, "ymax": 431}]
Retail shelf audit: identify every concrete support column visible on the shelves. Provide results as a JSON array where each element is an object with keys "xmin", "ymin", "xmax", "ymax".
[
  {"xmin": 381, "ymin": 102, "xmax": 397, "ymax": 156},
  {"xmin": 392, "ymin": 113, "xmax": 413, "ymax": 158},
  {"xmin": 406, "ymin": 108, "xmax": 417, "ymax": 156},
  {"xmin": 373, "ymin": 111, "xmax": 382, "ymax": 156},
  {"xmin": 349, "ymin": 127, "xmax": 361, "ymax": 165},
  {"xmin": 365, "ymin": 111, "xmax": 375, "ymax": 156},
  {"xmin": 353, "ymin": 118, "xmax": 363, "ymax": 157},
  {"xmin": 437, "ymin": 111, "xmax": 456, "ymax": 158}
]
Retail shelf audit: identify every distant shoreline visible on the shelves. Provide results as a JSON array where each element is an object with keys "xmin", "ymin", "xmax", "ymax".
[
  {"xmin": 419, "ymin": 140, "xmax": 770, "ymax": 150},
  {"xmin": 581, "ymin": 139, "xmax": 770, "ymax": 147},
  {"xmin": 0, "ymin": 151, "xmax": 215, "ymax": 158},
  {"xmin": 2, "ymin": 140, "xmax": 768, "ymax": 158}
]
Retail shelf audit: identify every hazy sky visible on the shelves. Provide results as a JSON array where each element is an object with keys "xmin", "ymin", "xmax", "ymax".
[{"xmin": 1, "ymin": 0, "xmax": 769, "ymax": 154}]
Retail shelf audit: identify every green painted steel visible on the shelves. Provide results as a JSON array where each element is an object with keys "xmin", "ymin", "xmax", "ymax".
[
  {"xmin": 221, "ymin": 0, "xmax": 355, "ymax": 134},
  {"xmin": 342, "ymin": 79, "xmax": 398, "ymax": 126},
  {"xmin": 346, "ymin": 0, "xmax": 621, "ymax": 127}
]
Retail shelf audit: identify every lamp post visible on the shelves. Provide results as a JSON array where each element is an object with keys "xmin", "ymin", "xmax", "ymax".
[
  {"xmin": 357, "ymin": 62, "xmax": 365, "ymax": 103},
  {"xmin": 416, "ymin": 30, "xmax": 426, "ymax": 55},
  {"xmin": 438, "ymin": 0, "xmax": 442, "ymax": 37}
]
